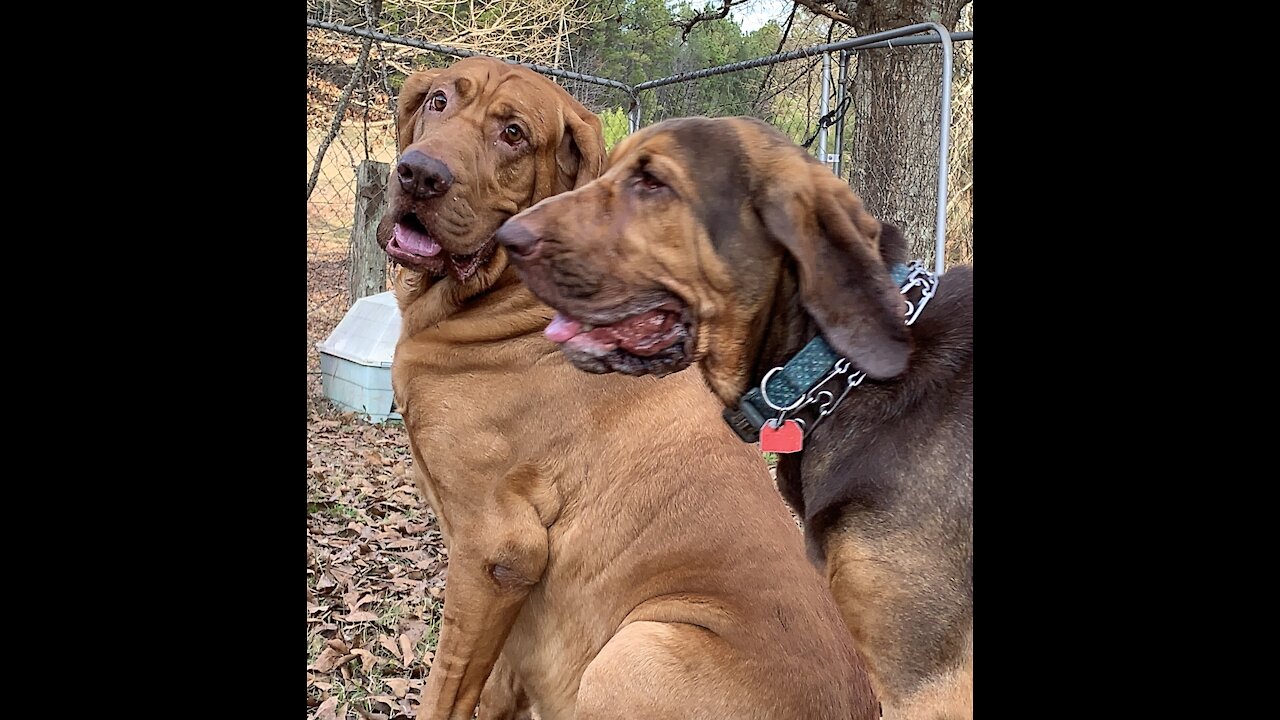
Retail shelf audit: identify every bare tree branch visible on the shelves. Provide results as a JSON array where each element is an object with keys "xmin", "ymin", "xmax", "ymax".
[
  {"xmin": 308, "ymin": 33, "xmax": 374, "ymax": 201},
  {"xmin": 671, "ymin": 0, "xmax": 752, "ymax": 41},
  {"xmin": 793, "ymin": 0, "xmax": 853, "ymax": 26},
  {"xmin": 308, "ymin": 0, "xmax": 602, "ymax": 68},
  {"xmin": 752, "ymin": 3, "xmax": 798, "ymax": 109},
  {"xmin": 755, "ymin": 57, "xmax": 822, "ymax": 108}
]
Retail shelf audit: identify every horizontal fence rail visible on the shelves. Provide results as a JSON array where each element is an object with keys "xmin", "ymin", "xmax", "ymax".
[{"xmin": 635, "ymin": 26, "xmax": 969, "ymax": 91}]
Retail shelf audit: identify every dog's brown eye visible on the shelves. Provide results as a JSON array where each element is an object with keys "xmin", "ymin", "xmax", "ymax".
[
  {"xmin": 638, "ymin": 171, "xmax": 665, "ymax": 191},
  {"xmin": 429, "ymin": 93, "xmax": 447, "ymax": 112},
  {"xmin": 503, "ymin": 125, "xmax": 524, "ymax": 145}
]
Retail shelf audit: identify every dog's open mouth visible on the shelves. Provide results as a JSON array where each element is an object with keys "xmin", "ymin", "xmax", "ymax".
[
  {"xmin": 385, "ymin": 213, "xmax": 496, "ymax": 283},
  {"xmin": 542, "ymin": 300, "xmax": 695, "ymax": 376}
]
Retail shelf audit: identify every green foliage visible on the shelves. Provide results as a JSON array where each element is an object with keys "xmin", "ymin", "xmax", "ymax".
[
  {"xmin": 599, "ymin": 107, "xmax": 632, "ymax": 150},
  {"xmin": 574, "ymin": 0, "xmax": 786, "ymax": 127}
]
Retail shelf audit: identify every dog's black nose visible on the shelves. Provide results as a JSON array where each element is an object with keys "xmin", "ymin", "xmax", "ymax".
[
  {"xmin": 396, "ymin": 150, "xmax": 453, "ymax": 199},
  {"xmin": 494, "ymin": 217, "xmax": 542, "ymax": 258}
]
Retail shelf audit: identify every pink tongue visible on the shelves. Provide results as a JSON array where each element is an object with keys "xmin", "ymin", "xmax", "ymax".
[
  {"xmin": 545, "ymin": 313, "xmax": 583, "ymax": 343},
  {"xmin": 548, "ymin": 309, "xmax": 680, "ymax": 357},
  {"xmin": 393, "ymin": 222, "xmax": 441, "ymax": 257}
]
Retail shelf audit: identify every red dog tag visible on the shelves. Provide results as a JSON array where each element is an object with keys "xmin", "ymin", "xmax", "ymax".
[{"xmin": 760, "ymin": 419, "xmax": 803, "ymax": 453}]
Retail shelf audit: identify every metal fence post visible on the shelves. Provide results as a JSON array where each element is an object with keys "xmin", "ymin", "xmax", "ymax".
[
  {"xmin": 628, "ymin": 94, "xmax": 641, "ymax": 133},
  {"xmin": 819, "ymin": 51, "xmax": 830, "ymax": 167},
  {"xmin": 834, "ymin": 51, "xmax": 851, "ymax": 179},
  {"xmin": 923, "ymin": 23, "xmax": 954, "ymax": 275}
]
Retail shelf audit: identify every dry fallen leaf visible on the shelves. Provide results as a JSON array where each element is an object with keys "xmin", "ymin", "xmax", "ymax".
[
  {"xmin": 398, "ymin": 635, "xmax": 414, "ymax": 667},
  {"xmin": 340, "ymin": 610, "xmax": 380, "ymax": 623},
  {"xmin": 311, "ymin": 646, "xmax": 347, "ymax": 673},
  {"xmin": 385, "ymin": 677, "xmax": 411, "ymax": 698},
  {"xmin": 352, "ymin": 648, "xmax": 380, "ymax": 674},
  {"xmin": 313, "ymin": 696, "xmax": 340, "ymax": 720},
  {"xmin": 379, "ymin": 634, "xmax": 400, "ymax": 658},
  {"xmin": 330, "ymin": 565, "xmax": 358, "ymax": 588},
  {"xmin": 403, "ymin": 620, "xmax": 428, "ymax": 644},
  {"xmin": 329, "ymin": 653, "xmax": 360, "ymax": 674}
]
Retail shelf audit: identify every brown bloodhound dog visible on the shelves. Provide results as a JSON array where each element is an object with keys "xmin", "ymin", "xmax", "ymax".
[
  {"xmin": 496, "ymin": 116, "xmax": 974, "ymax": 720},
  {"xmin": 378, "ymin": 60, "xmax": 878, "ymax": 720}
]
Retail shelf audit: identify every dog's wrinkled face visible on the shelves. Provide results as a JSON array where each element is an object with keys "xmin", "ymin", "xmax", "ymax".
[
  {"xmin": 377, "ymin": 57, "xmax": 604, "ymax": 285},
  {"xmin": 497, "ymin": 116, "xmax": 911, "ymax": 402}
]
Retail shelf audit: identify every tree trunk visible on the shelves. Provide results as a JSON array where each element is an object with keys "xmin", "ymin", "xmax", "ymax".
[
  {"xmin": 349, "ymin": 159, "xmax": 390, "ymax": 304},
  {"xmin": 846, "ymin": 0, "xmax": 970, "ymax": 266}
]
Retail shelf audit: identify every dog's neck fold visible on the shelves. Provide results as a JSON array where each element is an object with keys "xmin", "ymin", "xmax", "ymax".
[
  {"xmin": 394, "ymin": 253, "xmax": 554, "ymax": 344},
  {"xmin": 745, "ymin": 259, "xmax": 824, "ymax": 399}
]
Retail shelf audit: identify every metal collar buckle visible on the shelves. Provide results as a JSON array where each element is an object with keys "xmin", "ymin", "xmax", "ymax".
[{"xmin": 730, "ymin": 261, "xmax": 938, "ymax": 444}]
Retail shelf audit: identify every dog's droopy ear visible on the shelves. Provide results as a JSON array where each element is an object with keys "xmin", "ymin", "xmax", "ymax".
[
  {"xmin": 876, "ymin": 221, "xmax": 910, "ymax": 270},
  {"xmin": 556, "ymin": 95, "xmax": 607, "ymax": 191},
  {"xmin": 394, "ymin": 69, "xmax": 444, "ymax": 152},
  {"xmin": 756, "ymin": 163, "xmax": 910, "ymax": 379}
]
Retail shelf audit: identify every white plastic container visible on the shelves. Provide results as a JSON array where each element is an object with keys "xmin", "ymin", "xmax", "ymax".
[{"xmin": 316, "ymin": 291, "xmax": 402, "ymax": 422}]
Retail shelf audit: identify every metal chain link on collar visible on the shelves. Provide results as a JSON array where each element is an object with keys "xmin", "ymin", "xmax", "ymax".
[{"xmin": 761, "ymin": 261, "xmax": 939, "ymax": 434}]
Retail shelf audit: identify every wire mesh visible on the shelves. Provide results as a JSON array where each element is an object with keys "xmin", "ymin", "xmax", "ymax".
[
  {"xmin": 639, "ymin": 12, "xmax": 854, "ymax": 165},
  {"xmin": 306, "ymin": 9, "xmax": 972, "ymax": 382}
]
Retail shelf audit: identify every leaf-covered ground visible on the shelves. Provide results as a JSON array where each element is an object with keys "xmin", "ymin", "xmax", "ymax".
[{"xmin": 308, "ymin": 230, "xmax": 446, "ymax": 720}]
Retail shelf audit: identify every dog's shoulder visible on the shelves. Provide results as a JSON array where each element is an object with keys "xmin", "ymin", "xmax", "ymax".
[
  {"xmin": 925, "ymin": 265, "xmax": 972, "ymax": 333},
  {"xmin": 908, "ymin": 265, "xmax": 972, "ymax": 382},
  {"xmin": 794, "ymin": 265, "xmax": 973, "ymax": 551}
]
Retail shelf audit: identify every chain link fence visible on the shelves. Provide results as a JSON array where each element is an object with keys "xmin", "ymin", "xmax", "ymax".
[
  {"xmin": 638, "ymin": 12, "xmax": 856, "ymax": 160},
  {"xmin": 306, "ymin": 7, "xmax": 972, "ymax": 385},
  {"xmin": 307, "ymin": 28, "xmax": 393, "ymax": 246}
]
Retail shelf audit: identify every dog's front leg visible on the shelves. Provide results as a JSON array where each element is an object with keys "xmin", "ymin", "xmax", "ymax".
[{"xmin": 418, "ymin": 464, "xmax": 559, "ymax": 720}]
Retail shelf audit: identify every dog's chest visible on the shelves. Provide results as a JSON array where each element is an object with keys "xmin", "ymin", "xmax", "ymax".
[{"xmin": 392, "ymin": 348, "xmax": 564, "ymax": 487}]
